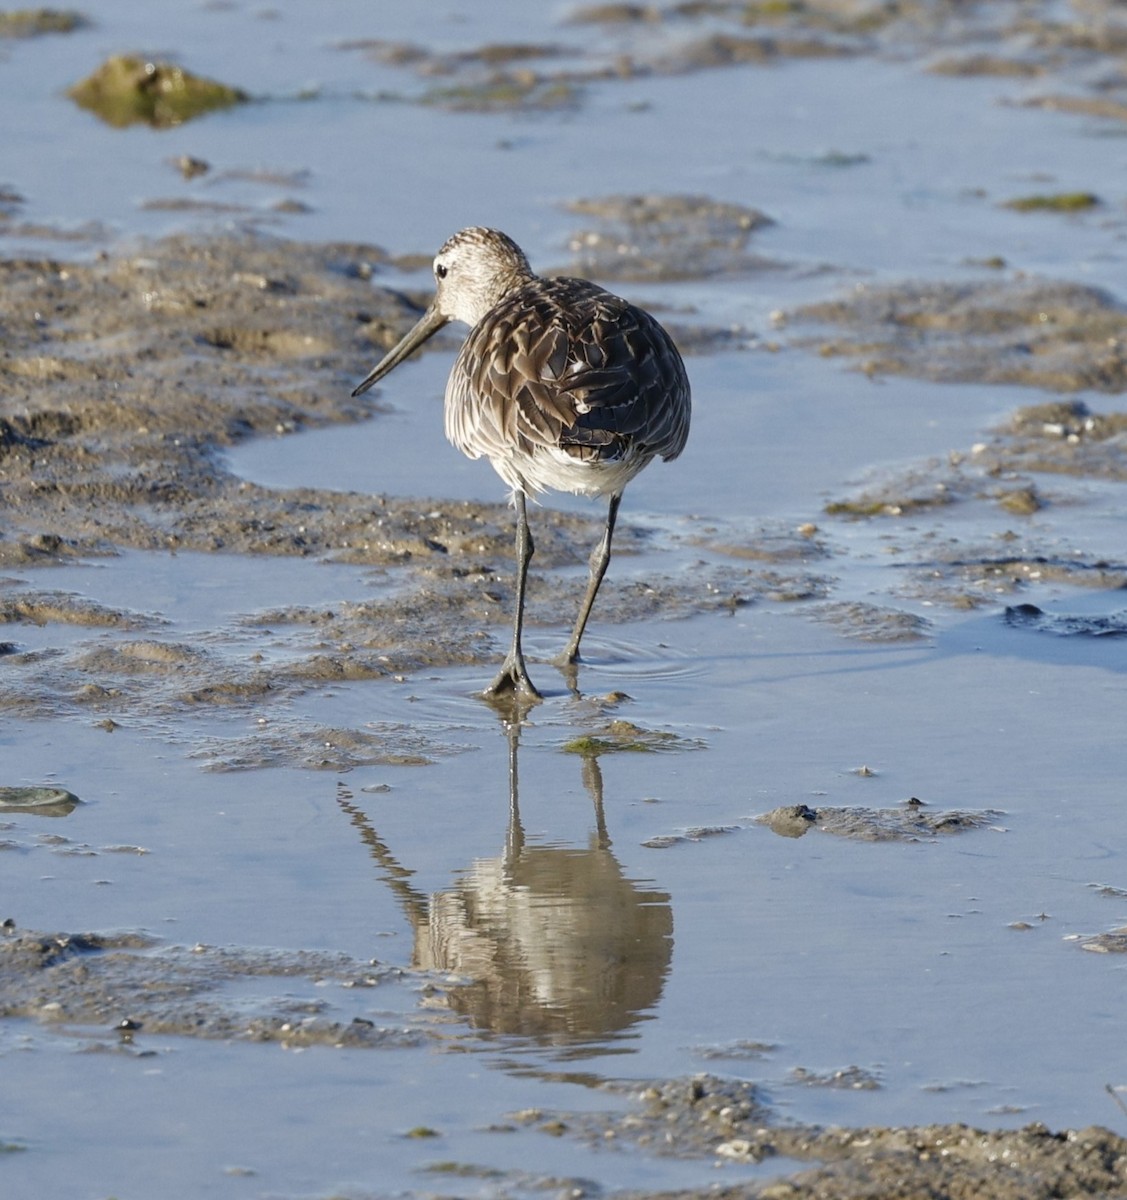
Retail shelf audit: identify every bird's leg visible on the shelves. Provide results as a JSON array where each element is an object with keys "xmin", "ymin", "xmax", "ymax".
[
  {"xmin": 485, "ymin": 488, "xmax": 542, "ymax": 700},
  {"xmin": 558, "ymin": 492, "xmax": 621, "ymax": 666}
]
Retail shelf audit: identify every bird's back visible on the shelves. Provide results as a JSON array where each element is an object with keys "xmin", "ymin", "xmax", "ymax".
[{"xmin": 445, "ymin": 276, "xmax": 690, "ymax": 495}]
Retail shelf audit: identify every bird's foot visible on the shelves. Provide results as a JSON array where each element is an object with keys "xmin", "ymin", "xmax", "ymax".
[
  {"xmin": 482, "ymin": 655, "xmax": 542, "ymax": 704},
  {"xmin": 551, "ymin": 642, "xmax": 581, "ymax": 669},
  {"xmin": 553, "ymin": 656, "xmax": 581, "ymax": 697},
  {"xmin": 550, "ymin": 640, "xmax": 585, "ymax": 696}
]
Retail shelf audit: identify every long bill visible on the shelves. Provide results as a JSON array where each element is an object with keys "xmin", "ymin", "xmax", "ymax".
[{"xmin": 351, "ymin": 304, "xmax": 450, "ymax": 397}]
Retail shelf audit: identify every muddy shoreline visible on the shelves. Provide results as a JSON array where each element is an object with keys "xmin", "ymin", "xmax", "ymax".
[
  {"xmin": 4, "ymin": 923, "xmax": 1127, "ymax": 1199},
  {"xmin": 4, "ymin": 0, "xmax": 1127, "ymax": 1194},
  {"xmin": 4, "ymin": 228, "xmax": 1127, "ymax": 739},
  {"xmin": 3, "ymin": 224, "xmax": 1127, "ymax": 1193},
  {"xmin": 0, "ymin": 226, "xmax": 813, "ymax": 743}
]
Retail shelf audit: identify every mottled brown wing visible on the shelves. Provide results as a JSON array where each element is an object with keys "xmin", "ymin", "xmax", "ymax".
[{"xmin": 445, "ymin": 277, "xmax": 690, "ymax": 466}]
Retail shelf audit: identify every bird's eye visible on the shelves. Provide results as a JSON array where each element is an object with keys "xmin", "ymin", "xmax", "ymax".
[{"xmin": 435, "ymin": 263, "xmax": 448, "ymax": 280}]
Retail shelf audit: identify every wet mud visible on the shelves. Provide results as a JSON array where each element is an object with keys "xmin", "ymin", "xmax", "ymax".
[
  {"xmin": 0, "ymin": 234, "xmax": 818, "ymax": 732},
  {"xmin": 642, "ymin": 796, "xmax": 1002, "ymax": 847},
  {"xmin": 808, "ymin": 599, "xmax": 934, "ymax": 641},
  {"xmin": 0, "ymin": 785, "xmax": 81, "ymax": 815},
  {"xmin": 0, "ymin": 925, "xmax": 439, "ymax": 1049},
  {"xmin": 793, "ymin": 280, "xmax": 1127, "ymax": 395},
  {"xmin": 5, "ymin": 5, "xmax": 1127, "ymax": 1191},
  {"xmin": 0, "ymin": 232, "xmax": 742, "ymax": 573},
  {"xmin": 190, "ymin": 720, "xmax": 458, "ymax": 773},
  {"xmin": 757, "ymin": 800, "xmax": 1004, "ymax": 841},
  {"xmin": 1081, "ymin": 927, "xmax": 1127, "ymax": 953},
  {"xmin": 330, "ymin": 0, "xmax": 1127, "ymax": 137},
  {"xmin": 1004, "ymin": 602, "xmax": 1127, "ymax": 637},
  {"xmin": 563, "ymin": 194, "xmax": 775, "ymax": 282},
  {"xmin": 3, "ymin": 229, "xmax": 1126, "ymax": 732},
  {"xmin": 510, "ymin": 1074, "xmax": 1127, "ymax": 1200},
  {"xmin": 8, "ymin": 918, "xmax": 1125, "ymax": 1198},
  {"xmin": 789, "ymin": 277, "xmax": 1127, "ymax": 620}
]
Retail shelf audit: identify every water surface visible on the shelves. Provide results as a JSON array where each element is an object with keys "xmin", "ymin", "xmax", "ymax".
[{"xmin": 3, "ymin": 2, "xmax": 1127, "ymax": 1197}]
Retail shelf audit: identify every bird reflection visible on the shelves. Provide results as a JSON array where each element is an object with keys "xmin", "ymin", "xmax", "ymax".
[{"xmin": 336, "ymin": 721, "xmax": 672, "ymax": 1049}]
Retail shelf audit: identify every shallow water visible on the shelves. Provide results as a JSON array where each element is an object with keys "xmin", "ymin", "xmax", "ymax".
[{"xmin": 3, "ymin": 2, "xmax": 1127, "ymax": 1198}]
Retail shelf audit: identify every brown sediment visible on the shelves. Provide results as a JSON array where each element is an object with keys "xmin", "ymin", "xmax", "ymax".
[
  {"xmin": 793, "ymin": 278, "xmax": 1127, "ymax": 394},
  {"xmin": 562, "ymin": 194, "xmax": 774, "ymax": 282},
  {"xmin": 4, "ymin": 921, "xmax": 1126, "ymax": 1197},
  {"xmin": 808, "ymin": 600, "xmax": 932, "ymax": 641},
  {"xmin": 512, "ymin": 1073, "xmax": 1127, "ymax": 1198},
  {"xmin": 0, "ymin": 234, "xmax": 793, "ymax": 730},
  {"xmin": 0, "ymin": 232, "xmax": 749, "ymax": 571},
  {"xmin": 0, "ymin": 926, "xmax": 440, "ymax": 1046},
  {"xmin": 757, "ymin": 801, "xmax": 1004, "ymax": 840},
  {"xmin": 0, "ymin": 9, "xmax": 86, "ymax": 38},
  {"xmin": 788, "ymin": 274, "xmax": 1127, "ymax": 612},
  {"xmin": 332, "ymin": 0, "xmax": 1127, "ymax": 132}
]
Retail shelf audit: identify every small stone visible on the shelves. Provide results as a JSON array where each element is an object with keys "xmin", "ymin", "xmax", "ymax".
[
  {"xmin": 173, "ymin": 155, "xmax": 210, "ymax": 179},
  {"xmin": 405, "ymin": 1126, "xmax": 440, "ymax": 1138}
]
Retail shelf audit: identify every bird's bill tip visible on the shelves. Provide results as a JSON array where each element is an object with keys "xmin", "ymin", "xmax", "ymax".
[
  {"xmin": 350, "ymin": 305, "xmax": 449, "ymax": 397},
  {"xmin": 350, "ymin": 366, "xmax": 384, "ymax": 398}
]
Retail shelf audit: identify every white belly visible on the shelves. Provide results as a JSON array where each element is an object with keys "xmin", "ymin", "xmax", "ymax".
[{"xmin": 482, "ymin": 444, "xmax": 651, "ymax": 499}]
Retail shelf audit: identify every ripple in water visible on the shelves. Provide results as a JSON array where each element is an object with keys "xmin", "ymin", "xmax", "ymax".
[{"xmin": 557, "ymin": 633, "xmax": 707, "ymax": 683}]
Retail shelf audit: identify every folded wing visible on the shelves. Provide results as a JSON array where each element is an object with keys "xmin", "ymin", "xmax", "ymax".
[{"xmin": 445, "ymin": 277, "xmax": 691, "ymax": 469}]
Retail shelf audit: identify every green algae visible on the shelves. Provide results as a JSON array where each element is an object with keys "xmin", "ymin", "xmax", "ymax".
[
  {"xmin": 0, "ymin": 786, "xmax": 80, "ymax": 815},
  {"xmin": 68, "ymin": 54, "xmax": 247, "ymax": 128},
  {"xmin": 824, "ymin": 491, "xmax": 954, "ymax": 518},
  {"xmin": 562, "ymin": 720, "xmax": 702, "ymax": 755},
  {"xmin": 995, "ymin": 485, "xmax": 1043, "ymax": 515},
  {"xmin": 1003, "ymin": 191, "xmax": 1099, "ymax": 213},
  {"xmin": 420, "ymin": 75, "xmax": 578, "ymax": 112},
  {"xmin": 0, "ymin": 8, "xmax": 85, "ymax": 37}
]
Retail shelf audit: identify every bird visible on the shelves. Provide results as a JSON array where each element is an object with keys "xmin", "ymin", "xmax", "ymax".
[{"xmin": 351, "ymin": 227, "xmax": 690, "ymax": 700}]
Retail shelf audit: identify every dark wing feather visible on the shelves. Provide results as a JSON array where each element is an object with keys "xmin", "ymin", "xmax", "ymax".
[{"xmin": 446, "ymin": 277, "xmax": 690, "ymax": 465}]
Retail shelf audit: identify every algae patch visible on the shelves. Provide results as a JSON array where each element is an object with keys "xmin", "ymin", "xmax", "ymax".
[
  {"xmin": 0, "ymin": 786, "xmax": 80, "ymax": 815},
  {"xmin": 421, "ymin": 76, "xmax": 579, "ymax": 113},
  {"xmin": 0, "ymin": 8, "xmax": 85, "ymax": 36},
  {"xmin": 68, "ymin": 55, "xmax": 247, "ymax": 128},
  {"xmin": 1003, "ymin": 192, "xmax": 1100, "ymax": 213},
  {"xmin": 562, "ymin": 719, "xmax": 704, "ymax": 755}
]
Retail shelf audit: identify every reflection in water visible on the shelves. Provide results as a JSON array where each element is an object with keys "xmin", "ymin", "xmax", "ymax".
[{"xmin": 337, "ymin": 722, "xmax": 672, "ymax": 1049}]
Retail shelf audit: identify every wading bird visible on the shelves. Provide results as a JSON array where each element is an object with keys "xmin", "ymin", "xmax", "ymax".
[{"xmin": 352, "ymin": 227, "xmax": 690, "ymax": 699}]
